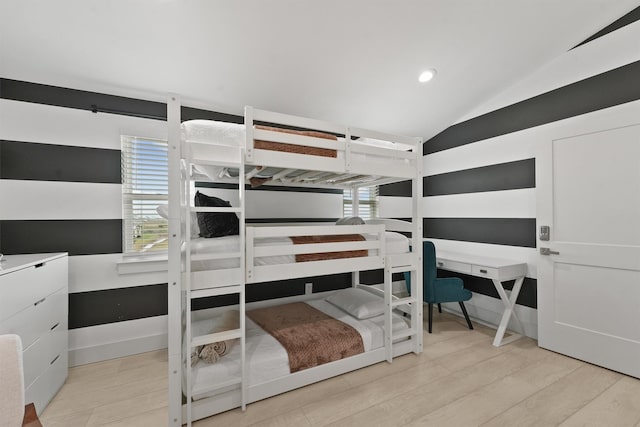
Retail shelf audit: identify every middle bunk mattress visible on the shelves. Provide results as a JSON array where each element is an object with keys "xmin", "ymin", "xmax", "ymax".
[{"xmin": 187, "ymin": 229, "xmax": 410, "ymax": 271}]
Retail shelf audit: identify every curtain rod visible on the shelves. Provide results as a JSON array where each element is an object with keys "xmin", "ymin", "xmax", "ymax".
[{"xmin": 90, "ymin": 104, "xmax": 166, "ymax": 121}]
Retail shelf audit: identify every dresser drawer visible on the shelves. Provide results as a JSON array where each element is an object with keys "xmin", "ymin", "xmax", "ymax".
[
  {"xmin": 25, "ymin": 348, "xmax": 68, "ymax": 415},
  {"xmin": 23, "ymin": 320, "xmax": 68, "ymax": 390},
  {"xmin": 0, "ymin": 257, "xmax": 68, "ymax": 321},
  {"xmin": 23, "ymin": 334, "xmax": 49, "ymax": 389},
  {"xmin": 0, "ymin": 287, "xmax": 67, "ymax": 349},
  {"xmin": 436, "ymin": 259, "xmax": 472, "ymax": 274}
]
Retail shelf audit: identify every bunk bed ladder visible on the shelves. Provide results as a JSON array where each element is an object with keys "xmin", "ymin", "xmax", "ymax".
[
  {"xmin": 183, "ymin": 151, "xmax": 247, "ymax": 426},
  {"xmin": 185, "ymin": 285, "xmax": 246, "ymax": 425},
  {"xmin": 385, "ymin": 262, "xmax": 422, "ymax": 362},
  {"xmin": 380, "ymin": 135, "xmax": 424, "ymax": 362}
]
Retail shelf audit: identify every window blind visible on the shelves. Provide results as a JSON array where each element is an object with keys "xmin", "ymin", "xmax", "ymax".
[
  {"xmin": 121, "ymin": 136, "xmax": 168, "ymax": 254},
  {"xmin": 343, "ymin": 186, "xmax": 378, "ymax": 219}
]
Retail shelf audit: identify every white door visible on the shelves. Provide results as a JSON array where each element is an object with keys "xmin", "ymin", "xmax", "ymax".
[{"xmin": 537, "ymin": 101, "xmax": 640, "ymax": 378}]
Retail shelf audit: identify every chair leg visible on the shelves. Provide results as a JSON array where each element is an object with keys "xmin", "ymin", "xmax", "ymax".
[
  {"xmin": 427, "ymin": 303, "xmax": 433, "ymax": 333},
  {"xmin": 459, "ymin": 302, "xmax": 474, "ymax": 330},
  {"xmin": 437, "ymin": 303, "xmax": 442, "ymax": 313}
]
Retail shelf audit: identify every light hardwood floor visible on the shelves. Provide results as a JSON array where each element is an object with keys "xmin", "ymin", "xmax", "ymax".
[{"xmin": 41, "ymin": 312, "xmax": 640, "ymax": 426}]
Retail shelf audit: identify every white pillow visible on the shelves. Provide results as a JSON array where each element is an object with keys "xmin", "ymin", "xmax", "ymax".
[
  {"xmin": 156, "ymin": 204, "xmax": 200, "ymax": 239},
  {"xmin": 192, "ymin": 164, "xmax": 231, "ymax": 181},
  {"xmin": 325, "ymin": 287, "xmax": 385, "ymax": 320},
  {"xmin": 336, "ymin": 216, "xmax": 365, "ymax": 226},
  {"xmin": 181, "ymin": 120, "xmax": 245, "ymax": 146},
  {"xmin": 355, "ymin": 137, "xmax": 414, "ymax": 152}
]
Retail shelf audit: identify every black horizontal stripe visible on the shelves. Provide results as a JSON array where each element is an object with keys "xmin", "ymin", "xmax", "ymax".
[
  {"xmin": 0, "ymin": 78, "xmax": 166, "ymax": 120},
  {"xmin": 0, "ymin": 78, "xmax": 312, "ymax": 129},
  {"xmin": 0, "ymin": 78, "xmax": 247, "ymax": 124},
  {"xmin": 359, "ymin": 269, "xmax": 406, "ymax": 285},
  {"xmin": 381, "ymin": 158, "xmax": 535, "ymax": 197},
  {"xmin": 424, "ymin": 218, "xmax": 536, "ymax": 248},
  {"xmin": 192, "ymin": 273, "xmax": 352, "ymax": 311},
  {"xmin": 437, "ymin": 270, "xmax": 537, "ymax": 309},
  {"xmin": 0, "ymin": 140, "xmax": 121, "ymax": 183},
  {"xmin": 573, "ymin": 6, "xmax": 640, "ymax": 49},
  {"xmin": 70, "ymin": 275, "xmax": 354, "ymax": 328},
  {"xmin": 246, "ymin": 218, "xmax": 338, "ymax": 224},
  {"xmin": 379, "ymin": 180, "xmax": 412, "ymax": 197},
  {"xmin": 181, "ymin": 106, "xmax": 242, "ymax": 124},
  {"xmin": 195, "ymin": 181, "xmax": 343, "ymax": 194},
  {"xmin": 69, "ymin": 284, "xmax": 168, "ymax": 329},
  {"xmin": 67, "ymin": 271, "xmax": 535, "ymax": 329},
  {"xmin": 0, "ymin": 79, "xmax": 348, "ymax": 138},
  {"xmin": 425, "ymin": 60, "xmax": 640, "ymax": 154},
  {"xmin": 425, "ymin": 159, "xmax": 535, "ymax": 196},
  {"xmin": 0, "ymin": 219, "xmax": 122, "ymax": 255}
]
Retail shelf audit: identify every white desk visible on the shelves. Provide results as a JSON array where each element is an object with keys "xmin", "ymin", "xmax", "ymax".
[{"xmin": 436, "ymin": 251, "xmax": 528, "ymax": 347}]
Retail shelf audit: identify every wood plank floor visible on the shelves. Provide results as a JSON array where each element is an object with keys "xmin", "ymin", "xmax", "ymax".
[{"xmin": 41, "ymin": 312, "xmax": 640, "ymax": 426}]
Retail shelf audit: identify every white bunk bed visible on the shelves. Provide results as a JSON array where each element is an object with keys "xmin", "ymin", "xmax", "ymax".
[{"xmin": 167, "ymin": 97, "xmax": 423, "ymax": 426}]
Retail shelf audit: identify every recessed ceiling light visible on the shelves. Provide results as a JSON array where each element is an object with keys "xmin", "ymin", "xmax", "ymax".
[{"xmin": 418, "ymin": 69, "xmax": 437, "ymax": 83}]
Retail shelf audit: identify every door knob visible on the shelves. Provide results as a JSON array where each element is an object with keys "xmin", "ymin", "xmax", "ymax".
[{"xmin": 540, "ymin": 247, "xmax": 560, "ymax": 255}]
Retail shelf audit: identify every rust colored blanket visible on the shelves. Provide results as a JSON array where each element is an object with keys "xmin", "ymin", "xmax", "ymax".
[
  {"xmin": 290, "ymin": 234, "xmax": 367, "ymax": 262},
  {"xmin": 255, "ymin": 125, "xmax": 337, "ymax": 158},
  {"xmin": 247, "ymin": 302, "xmax": 364, "ymax": 373}
]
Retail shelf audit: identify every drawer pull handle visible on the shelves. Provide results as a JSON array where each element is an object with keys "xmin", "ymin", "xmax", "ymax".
[
  {"xmin": 50, "ymin": 354, "xmax": 60, "ymax": 365},
  {"xmin": 480, "ymin": 269, "xmax": 488, "ymax": 274},
  {"xmin": 34, "ymin": 297, "xmax": 46, "ymax": 306},
  {"xmin": 437, "ymin": 262, "xmax": 444, "ymax": 267},
  {"xmin": 35, "ymin": 262, "xmax": 45, "ymax": 268},
  {"xmin": 51, "ymin": 322, "xmax": 60, "ymax": 331}
]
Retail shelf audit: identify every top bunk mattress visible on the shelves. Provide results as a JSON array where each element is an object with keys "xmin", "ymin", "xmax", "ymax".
[
  {"xmin": 187, "ymin": 231, "xmax": 410, "ymax": 272},
  {"xmin": 182, "ymin": 120, "xmax": 338, "ymax": 157},
  {"xmin": 181, "ymin": 120, "xmax": 416, "ymax": 184},
  {"xmin": 181, "ymin": 121, "xmax": 414, "ymax": 151}
]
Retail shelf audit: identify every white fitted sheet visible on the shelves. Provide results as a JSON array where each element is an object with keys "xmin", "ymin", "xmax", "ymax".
[
  {"xmin": 187, "ymin": 231, "xmax": 410, "ymax": 271},
  {"xmin": 181, "ymin": 121, "xmax": 413, "ymax": 182},
  {"xmin": 189, "ymin": 298, "xmax": 409, "ymax": 401}
]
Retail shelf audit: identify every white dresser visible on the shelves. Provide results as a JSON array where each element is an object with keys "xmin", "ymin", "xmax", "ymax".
[{"xmin": 0, "ymin": 253, "xmax": 69, "ymax": 415}]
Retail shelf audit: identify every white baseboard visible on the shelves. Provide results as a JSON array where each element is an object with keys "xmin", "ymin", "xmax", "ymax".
[
  {"xmin": 68, "ymin": 315, "xmax": 169, "ymax": 366},
  {"xmin": 439, "ymin": 293, "xmax": 538, "ymax": 340},
  {"xmin": 69, "ymin": 333, "xmax": 168, "ymax": 367}
]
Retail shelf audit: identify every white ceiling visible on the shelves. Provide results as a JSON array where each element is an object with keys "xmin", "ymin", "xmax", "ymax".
[{"xmin": 1, "ymin": 0, "xmax": 638, "ymax": 140}]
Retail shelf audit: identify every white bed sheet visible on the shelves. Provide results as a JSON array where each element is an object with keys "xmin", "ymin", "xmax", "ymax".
[
  {"xmin": 181, "ymin": 121, "xmax": 413, "ymax": 182},
  {"xmin": 189, "ymin": 298, "xmax": 409, "ymax": 401},
  {"xmin": 182, "ymin": 121, "xmax": 414, "ymax": 151},
  {"xmin": 187, "ymin": 231, "xmax": 410, "ymax": 271}
]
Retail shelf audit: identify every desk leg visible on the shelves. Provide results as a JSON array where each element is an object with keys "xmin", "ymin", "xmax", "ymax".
[{"xmin": 491, "ymin": 277, "xmax": 525, "ymax": 347}]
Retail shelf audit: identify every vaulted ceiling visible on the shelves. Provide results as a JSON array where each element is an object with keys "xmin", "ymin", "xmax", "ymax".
[{"xmin": 1, "ymin": 0, "xmax": 638, "ymax": 140}]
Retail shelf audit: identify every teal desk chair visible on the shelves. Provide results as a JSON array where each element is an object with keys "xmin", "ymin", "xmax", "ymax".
[{"xmin": 405, "ymin": 241, "xmax": 473, "ymax": 333}]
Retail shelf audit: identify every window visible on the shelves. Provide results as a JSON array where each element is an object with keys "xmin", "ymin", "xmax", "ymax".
[
  {"xmin": 343, "ymin": 186, "xmax": 378, "ymax": 219},
  {"xmin": 121, "ymin": 136, "xmax": 168, "ymax": 254}
]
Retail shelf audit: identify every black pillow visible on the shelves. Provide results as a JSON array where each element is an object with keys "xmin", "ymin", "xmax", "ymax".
[{"xmin": 194, "ymin": 191, "xmax": 240, "ymax": 238}]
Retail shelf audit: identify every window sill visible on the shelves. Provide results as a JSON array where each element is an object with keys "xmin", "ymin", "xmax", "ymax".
[{"xmin": 117, "ymin": 254, "xmax": 168, "ymax": 275}]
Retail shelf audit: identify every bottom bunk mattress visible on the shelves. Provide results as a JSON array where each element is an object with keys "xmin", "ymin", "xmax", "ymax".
[
  {"xmin": 188, "ymin": 296, "xmax": 410, "ymax": 401},
  {"xmin": 187, "ymin": 231, "xmax": 410, "ymax": 271}
]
